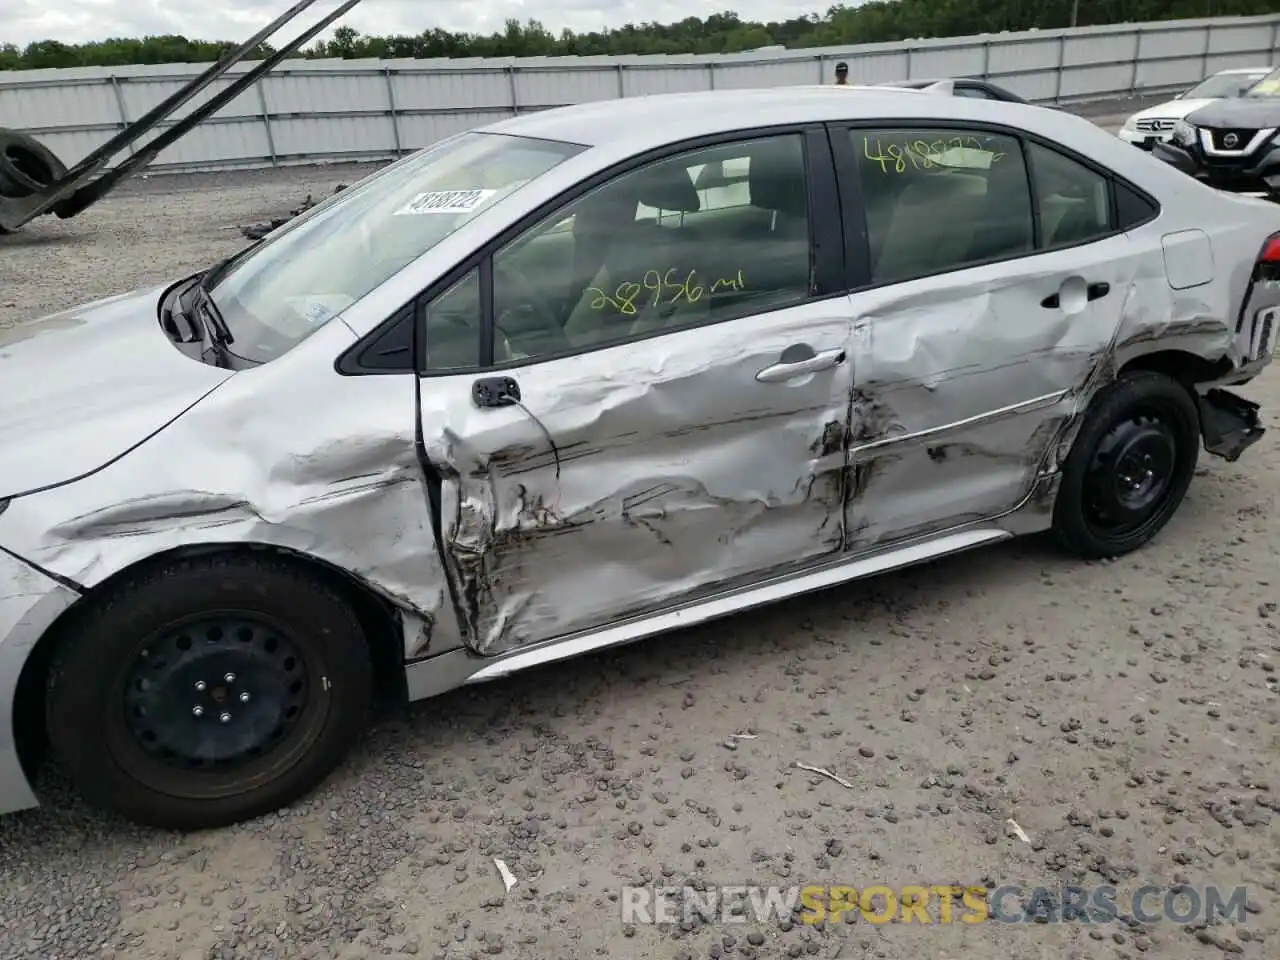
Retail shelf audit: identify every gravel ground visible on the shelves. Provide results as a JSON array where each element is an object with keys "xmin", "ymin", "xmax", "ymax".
[{"xmin": 2, "ymin": 111, "xmax": 1279, "ymax": 960}]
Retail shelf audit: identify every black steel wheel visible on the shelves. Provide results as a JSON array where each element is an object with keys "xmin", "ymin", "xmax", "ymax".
[
  {"xmin": 1054, "ymin": 370, "xmax": 1200, "ymax": 559},
  {"xmin": 46, "ymin": 554, "xmax": 373, "ymax": 830},
  {"xmin": 121, "ymin": 616, "xmax": 313, "ymax": 785}
]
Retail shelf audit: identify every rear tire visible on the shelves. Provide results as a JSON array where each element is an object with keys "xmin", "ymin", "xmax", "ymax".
[
  {"xmin": 46, "ymin": 554, "xmax": 373, "ymax": 830},
  {"xmin": 1052, "ymin": 370, "xmax": 1200, "ymax": 560}
]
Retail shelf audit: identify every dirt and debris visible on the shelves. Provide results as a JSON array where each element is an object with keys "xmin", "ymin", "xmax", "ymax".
[
  {"xmin": 2, "ymin": 138, "xmax": 1280, "ymax": 960},
  {"xmin": 240, "ymin": 181, "xmax": 349, "ymax": 239}
]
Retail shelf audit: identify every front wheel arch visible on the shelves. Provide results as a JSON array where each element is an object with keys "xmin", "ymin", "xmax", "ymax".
[{"xmin": 13, "ymin": 543, "xmax": 408, "ymax": 793}]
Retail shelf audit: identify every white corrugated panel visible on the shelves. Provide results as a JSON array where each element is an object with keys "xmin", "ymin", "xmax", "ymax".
[
  {"xmin": 987, "ymin": 38, "xmax": 1059, "ymax": 77},
  {"xmin": 910, "ymin": 45, "xmax": 987, "ymax": 79},
  {"xmin": 1140, "ymin": 26, "xmax": 1210, "ymax": 59},
  {"xmin": 0, "ymin": 14, "xmax": 1276, "ymax": 172},
  {"xmin": 516, "ymin": 69, "xmax": 618, "ymax": 107}
]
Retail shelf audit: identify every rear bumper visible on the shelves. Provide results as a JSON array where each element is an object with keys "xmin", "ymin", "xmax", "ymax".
[
  {"xmin": 0, "ymin": 546, "xmax": 80, "ymax": 816},
  {"xmin": 1199, "ymin": 389, "xmax": 1266, "ymax": 463},
  {"xmin": 1152, "ymin": 140, "xmax": 1280, "ymax": 196}
]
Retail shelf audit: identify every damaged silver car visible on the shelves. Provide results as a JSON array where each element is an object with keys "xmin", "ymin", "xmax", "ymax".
[{"xmin": 2, "ymin": 86, "xmax": 1279, "ymax": 830}]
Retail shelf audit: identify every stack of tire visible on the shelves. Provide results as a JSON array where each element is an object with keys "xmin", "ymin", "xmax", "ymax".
[{"xmin": 0, "ymin": 128, "xmax": 68, "ymax": 234}]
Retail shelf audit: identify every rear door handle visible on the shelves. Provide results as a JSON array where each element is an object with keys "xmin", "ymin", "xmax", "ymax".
[
  {"xmin": 755, "ymin": 347, "xmax": 846, "ymax": 383},
  {"xmin": 1040, "ymin": 281, "xmax": 1112, "ymax": 309}
]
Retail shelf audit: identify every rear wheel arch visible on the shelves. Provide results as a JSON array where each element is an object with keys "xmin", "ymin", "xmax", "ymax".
[
  {"xmin": 1118, "ymin": 348, "xmax": 1232, "ymax": 393},
  {"xmin": 13, "ymin": 542, "xmax": 408, "ymax": 788}
]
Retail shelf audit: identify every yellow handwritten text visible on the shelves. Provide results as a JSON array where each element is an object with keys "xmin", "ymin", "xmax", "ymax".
[
  {"xmin": 587, "ymin": 268, "xmax": 747, "ymax": 314},
  {"xmin": 862, "ymin": 134, "xmax": 1009, "ymax": 174}
]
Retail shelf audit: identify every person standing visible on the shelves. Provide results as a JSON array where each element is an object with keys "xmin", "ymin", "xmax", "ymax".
[{"xmin": 834, "ymin": 62, "xmax": 849, "ymax": 85}]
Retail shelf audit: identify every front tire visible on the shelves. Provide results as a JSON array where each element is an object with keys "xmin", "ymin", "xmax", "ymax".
[
  {"xmin": 1053, "ymin": 370, "xmax": 1200, "ymax": 559},
  {"xmin": 46, "ymin": 554, "xmax": 373, "ymax": 830}
]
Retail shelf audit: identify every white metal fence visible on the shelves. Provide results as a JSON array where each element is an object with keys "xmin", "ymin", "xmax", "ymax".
[{"xmin": 2, "ymin": 14, "xmax": 1278, "ymax": 173}]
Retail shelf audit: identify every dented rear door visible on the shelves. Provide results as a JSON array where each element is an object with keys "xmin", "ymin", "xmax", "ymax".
[
  {"xmin": 418, "ymin": 303, "xmax": 856, "ymax": 656},
  {"xmin": 843, "ymin": 239, "xmax": 1136, "ymax": 549},
  {"xmin": 831, "ymin": 123, "xmax": 1143, "ymax": 550}
]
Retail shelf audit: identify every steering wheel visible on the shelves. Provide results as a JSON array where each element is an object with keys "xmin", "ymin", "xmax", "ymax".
[{"xmin": 492, "ymin": 260, "xmax": 571, "ymax": 360}]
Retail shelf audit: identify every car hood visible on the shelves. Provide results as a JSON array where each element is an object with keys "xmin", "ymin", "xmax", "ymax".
[
  {"xmin": 1129, "ymin": 98, "xmax": 1216, "ymax": 123},
  {"xmin": 0, "ymin": 284, "xmax": 233, "ymax": 500},
  {"xmin": 1186, "ymin": 98, "xmax": 1280, "ymax": 128}
]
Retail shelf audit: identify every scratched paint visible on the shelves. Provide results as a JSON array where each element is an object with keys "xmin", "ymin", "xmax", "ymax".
[
  {"xmin": 0, "ymin": 318, "xmax": 457, "ymax": 660},
  {"xmin": 419, "ymin": 304, "xmax": 856, "ymax": 655}
]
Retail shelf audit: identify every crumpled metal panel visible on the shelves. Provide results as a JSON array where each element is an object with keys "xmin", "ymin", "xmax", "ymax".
[
  {"xmin": 419, "ymin": 306, "xmax": 855, "ymax": 655},
  {"xmin": 0, "ymin": 318, "xmax": 458, "ymax": 661},
  {"xmin": 842, "ymin": 238, "xmax": 1145, "ymax": 549}
]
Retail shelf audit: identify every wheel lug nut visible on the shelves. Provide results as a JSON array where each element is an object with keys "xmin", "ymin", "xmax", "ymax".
[
  {"xmin": 224, "ymin": 673, "xmax": 236, "ymax": 683},
  {"xmin": 195, "ymin": 681, "xmax": 206, "ymax": 692},
  {"xmin": 219, "ymin": 712, "xmax": 232, "ymax": 723},
  {"xmin": 239, "ymin": 692, "xmax": 251, "ymax": 703},
  {"xmin": 192, "ymin": 706, "xmax": 204, "ymax": 717}
]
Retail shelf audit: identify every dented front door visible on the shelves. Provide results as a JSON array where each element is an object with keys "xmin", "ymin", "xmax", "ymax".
[{"xmin": 418, "ymin": 304, "xmax": 856, "ymax": 656}]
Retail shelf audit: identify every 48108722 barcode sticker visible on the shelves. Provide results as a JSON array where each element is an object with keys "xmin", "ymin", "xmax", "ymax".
[{"xmin": 394, "ymin": 189, "xmax": 497, "ymax": 216}]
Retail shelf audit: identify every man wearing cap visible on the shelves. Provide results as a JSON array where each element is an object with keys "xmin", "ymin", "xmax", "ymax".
[{"xmin": 834, "ymin": 62, "xmax": 849, "ymax": 85}]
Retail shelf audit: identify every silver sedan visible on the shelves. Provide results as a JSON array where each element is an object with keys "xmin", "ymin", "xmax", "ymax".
[{"xmin": 2, "ymin": 84, "xmax": 1278, "ymax": 830}]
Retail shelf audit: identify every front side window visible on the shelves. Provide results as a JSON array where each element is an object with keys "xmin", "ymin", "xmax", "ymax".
[
  {"xmin": 474, "ymin": 133, "xmax": 814, "ymax": 364},
  {"xmin": 208, "ymin": 131, "xmax": 583, "ymax": 364},
  {"xmin": 855, "ymin": 127, "xmax": 1033, "ymax": 284}
]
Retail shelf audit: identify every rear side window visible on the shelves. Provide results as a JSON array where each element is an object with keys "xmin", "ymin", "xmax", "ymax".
[
  {"xmin": 1115, "ymin": 180, "xmax": 1159, "ymax": 229},
  {"xmin": 1025, "ymin": 142, "xmax": 1113, "ymax": 248},
  {"xmin": 853, "ymin": 127, "xmax": 1034, "ymax": 284}
]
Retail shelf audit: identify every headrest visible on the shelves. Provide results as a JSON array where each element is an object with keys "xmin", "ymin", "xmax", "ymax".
[
  {"xmin": 628, "ymin": 162, "xmax": 700, "ymax": 213},
  {"xmin": 747, "ymin": 139, "xmax": 808, "ymax": 217}
]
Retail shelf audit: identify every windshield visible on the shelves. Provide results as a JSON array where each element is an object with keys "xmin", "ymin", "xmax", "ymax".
[
  {"xmin": 1244, "ymin": 67, "xmax": 1280, "ymax": 99},
  {"xmin": 1184, "ymin": 71, "xmax": 1269, "ymax": 99},
  {"xmin": 207, "ymin": 131, "xmax": 584, "ymax": 364}
]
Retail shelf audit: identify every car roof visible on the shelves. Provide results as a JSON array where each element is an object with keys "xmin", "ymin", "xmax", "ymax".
[
  {"xmin": 885, "ymin": 78, "xmax": 982, "ymax": 87},
  {"xmin": 483, "ymin": 85, "xmax": 1045, "ymax": 151}
]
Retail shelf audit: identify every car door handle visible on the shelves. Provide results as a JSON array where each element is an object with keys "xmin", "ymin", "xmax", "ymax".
[
  {"xmin": 755, "ymin": 347, "xmax": 846, "ymax": 383},
  {"xmin": 1040, "ymin": 282, "xmax": 1111, "ymax": 309}
]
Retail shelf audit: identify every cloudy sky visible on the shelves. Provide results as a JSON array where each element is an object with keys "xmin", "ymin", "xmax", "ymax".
[{"xmin": 5, "ymin": 0, "xmax": 827, "ymax": 47}]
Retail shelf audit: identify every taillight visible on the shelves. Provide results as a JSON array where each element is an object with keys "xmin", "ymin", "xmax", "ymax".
[{"xmin": 1262, "ymin": 235, "xmax": 1280, "ymax": 264}]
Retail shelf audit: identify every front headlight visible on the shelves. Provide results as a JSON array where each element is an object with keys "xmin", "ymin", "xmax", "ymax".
[
  {"xmin": 1122, "ymin": 116, "xmax": 1138, "ymax": 132},
  {"xmin": 1172, "ymin": 120, "xmax": 1196, "ymax": 147}
]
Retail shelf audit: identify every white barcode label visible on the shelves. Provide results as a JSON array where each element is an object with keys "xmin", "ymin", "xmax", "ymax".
[{"xmin": 394, "ymin": 189, "xmax": 497, "ymax": 216}]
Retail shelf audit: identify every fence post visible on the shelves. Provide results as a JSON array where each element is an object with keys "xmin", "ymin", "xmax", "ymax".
[
  {"xmin": 383, "ymin": 66, "xmax": 402, "ymax": 156},
  {"xmin": 1271, "ymin": 20, "xmax": 1279, "ymax": 59},
  {"xmin": 1053, "ymin": 35, "xmax": 1066, "ymax": 101},
  {"xmin": 904, "ymin": 45, "xmax": 913, "ymax": 80},
  {"xmin": 981, "ymin": 39, "xmax": 991, "ymax": 79},
  {"xmin": 255, "ymin": 79, "xmax": 277, "ymax": 167},
  {"xmin": 616, "ymin": 63, "xmax": 625, "ymax": 99},
  {"xmin": 1200, "ymin": 24, "xmax": 1213, "ymax": 83},
  {"xmin": 1128, "ymin": 28, "xmax": 1141, "ymax": 97},
  {"xmin": 506, "ymin": 65, "xmax": 520, "ymax": 116},
  {"xmin": 108, "ymin": 75, "xmax": 135, "ymax": 155}
]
